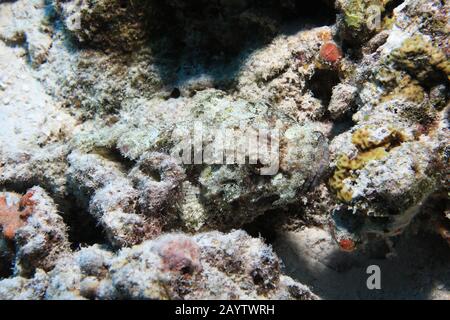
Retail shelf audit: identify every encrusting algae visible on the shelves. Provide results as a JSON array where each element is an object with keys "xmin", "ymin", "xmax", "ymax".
[
  {"xmin": 389, "ymin": 35, "xmax": 450, "ymax": 82},
  {"xmin": 329, "ymin": 127, "xmax": 409, "ymax": 202}
]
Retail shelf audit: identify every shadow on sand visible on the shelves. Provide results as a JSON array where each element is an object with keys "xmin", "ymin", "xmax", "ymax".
[{"xmin": 273, "ymin": 230, "xmax": 450, "ymax": 299}]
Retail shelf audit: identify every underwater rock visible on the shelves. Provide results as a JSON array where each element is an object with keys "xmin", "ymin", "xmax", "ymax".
[
  {"xmin": 0, "ymin": 187, "xmax": 70, "ymax": 277},
  {"xmin": 56, "ymin": 0, "xmax": 152, "ymax": 52},
  {"xmin": 326, "ymin": 0, "xmax": 449, "ymax": 251},
  {"xmin": 0, "ymin": 0, "xmax": 53, "ymax": 66},
  {"xmin": 1, "ymin": 231, "xmax": 318, "ymax": 300},
  {"xmin": 0, "ymin": 40, "xmax": 74, "ymax": 197}
]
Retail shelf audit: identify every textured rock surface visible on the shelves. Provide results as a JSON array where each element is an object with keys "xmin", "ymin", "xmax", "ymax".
[
  {"xmin": 1, "ymin": 231, "xmax": 318, "ymax": 300},
  {"xmin": 0, "ymin": 0, "xmax": 448, "ymax": 299},
  {"xmin": 0, "ymin": 187, "xmax": 70, "ymax": 278}
]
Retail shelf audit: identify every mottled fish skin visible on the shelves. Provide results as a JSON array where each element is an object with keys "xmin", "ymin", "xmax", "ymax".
[{"xmin": 303, "ymin": 131, "xmax": 329, "ymax": 192}]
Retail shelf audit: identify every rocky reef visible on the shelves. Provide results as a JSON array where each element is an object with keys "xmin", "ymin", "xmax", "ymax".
[{"xmin": 0, "ymin": 0, "xmax": 448, "ymax": 299}]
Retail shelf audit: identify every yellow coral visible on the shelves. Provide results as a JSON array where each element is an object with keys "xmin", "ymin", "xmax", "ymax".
[
  {"xmin": 351, "ymin": 127, "xmax": 407, "ymax": 151},
  {"xmin": 390, "ymin": 35, "xmax": 450, "ymax": 81},
  {"xmin": 351, "ymin": 128, "xmax": 372, "ymax": 150},
  {"xmin": 329, "ymin": 128, "xmax": 407, "ymax": 202}
]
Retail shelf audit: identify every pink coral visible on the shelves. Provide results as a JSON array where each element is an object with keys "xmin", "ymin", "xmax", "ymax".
[{"xmin": 0, "ymin": 191, "xmax": 35, "ymax": 240}]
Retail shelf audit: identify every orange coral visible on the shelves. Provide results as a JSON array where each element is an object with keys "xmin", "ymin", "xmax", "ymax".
[
  {"xmin": 339, "ymin": 238, "xmax": 356, "ymax": 252},
  {"xmin": 0, "ymin": 191, "xmax": 35, "ymax": 240},
  {"xmin": 320, "ymin": 42, "xmax": 342, "ymax": 64},
  {"xmin": 19, "ymin": 190, "xmax": 36, "ymax": 208}
]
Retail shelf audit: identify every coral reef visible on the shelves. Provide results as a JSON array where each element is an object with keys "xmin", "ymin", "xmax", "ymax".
[
  {"xmin": 0, "ymin": 0, "xmax": 448, "ymax": 300},
  {"xmin": 325, "ymin": 0, "xmax": 449, "ymax": 251},
  {"xmin": 1, "ymin": 231, "xmax": 318, "ymax": 300}
]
